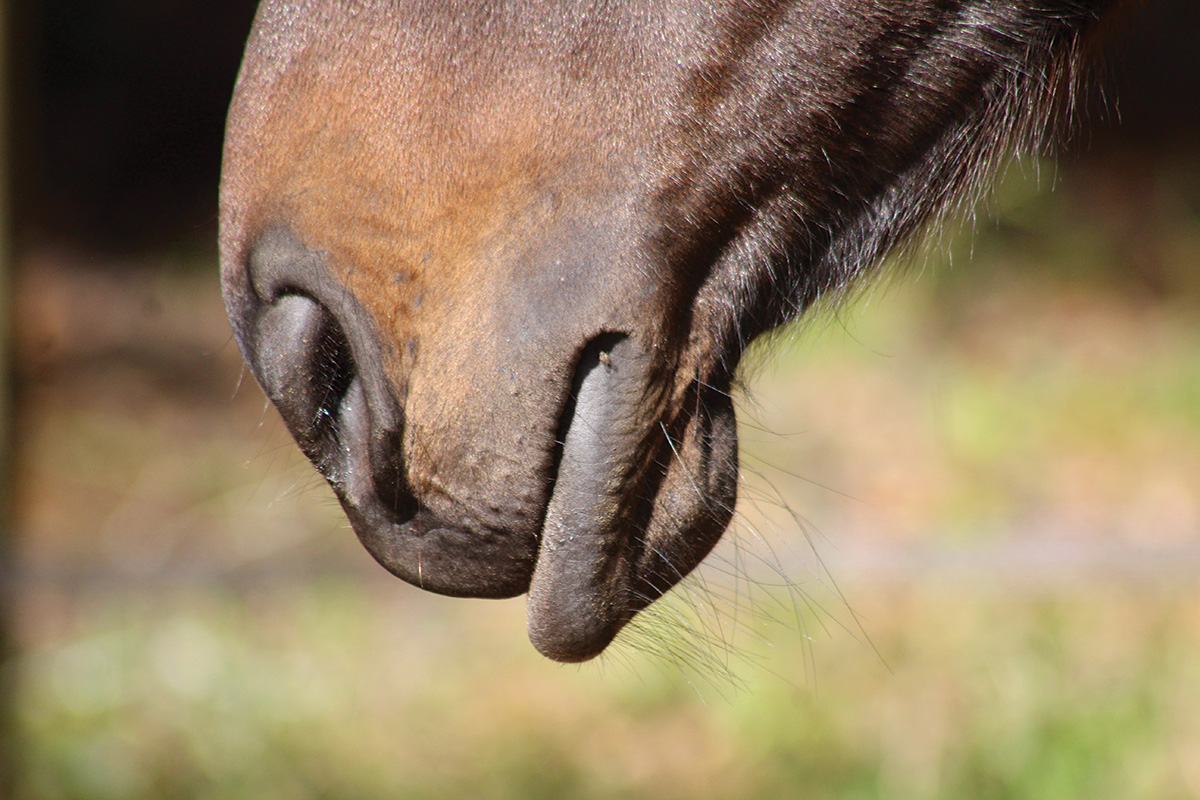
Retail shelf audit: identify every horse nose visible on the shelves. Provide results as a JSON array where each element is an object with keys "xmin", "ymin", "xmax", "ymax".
[
  {"xmin": 233, "ymin": 227, "xmax": 414, "ymax": 520},
  {"xmin": 226, "ymin": 227, "xmax": 547, "ymax": 600}
]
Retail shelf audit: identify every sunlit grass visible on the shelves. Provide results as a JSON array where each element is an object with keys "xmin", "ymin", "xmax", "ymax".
[{"xmin": 14, "ymin": 582, "xmax": 1200, "ymax": 800}]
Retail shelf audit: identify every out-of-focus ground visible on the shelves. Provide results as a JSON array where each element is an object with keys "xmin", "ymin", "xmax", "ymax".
[{"xmin": 9, "ymin": 155, "xmax": 1200, "ymax": 799}]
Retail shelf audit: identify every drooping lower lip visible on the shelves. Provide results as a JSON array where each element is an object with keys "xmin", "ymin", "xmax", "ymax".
[{"xmin": 526, "ymin": 333, "xmax": 651, "ymax": 662}]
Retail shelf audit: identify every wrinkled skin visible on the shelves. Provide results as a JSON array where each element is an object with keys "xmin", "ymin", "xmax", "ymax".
[{"xmin": 221, "ymin": 0, "xmax": 1114, "ymax": 661}]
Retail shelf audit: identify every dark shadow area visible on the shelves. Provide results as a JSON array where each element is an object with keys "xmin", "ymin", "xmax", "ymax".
[
  {"xmin": 11, "ymin": 0, "xmax": 260, "ymax": 257},
  {"xmin": 1088, "ymin": 0, "xmax": 1200, "ymax": 152}
]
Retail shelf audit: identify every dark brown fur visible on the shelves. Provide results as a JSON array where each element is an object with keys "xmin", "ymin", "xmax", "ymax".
[{"xmin": 221, "ymin": 0, "xmax": 1118, "ymax": 661}]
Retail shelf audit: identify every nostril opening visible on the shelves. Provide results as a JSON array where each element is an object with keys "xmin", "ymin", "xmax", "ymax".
[
  {"xmin": 305, "ymin": 295, "xmax": 357, "ymax": 438},
  {"xmin": 253, "ymin": 291, "xmax": 358, "ymax": 467},
  {"xmin": 252, "ymin": 286, "xmax": 417, "ymax": 523},
  {"xmin": 241, "ymin": 227, "xmax": 417, "ymax": 523}
]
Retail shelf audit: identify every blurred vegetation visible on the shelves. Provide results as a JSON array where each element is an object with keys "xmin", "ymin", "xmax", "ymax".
[
  {"xmin": 9, "ymin": 157, "xmax": 1200, "ymax": 798},
  {"xmin": 13, "ymin": 585, "xmax": 1200, "ymax": 800}
]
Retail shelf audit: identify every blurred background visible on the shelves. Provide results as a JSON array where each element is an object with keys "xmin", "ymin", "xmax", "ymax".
[{"xmin": 3, "ymin": 1, "xmax": 1199, "ymax": 798}]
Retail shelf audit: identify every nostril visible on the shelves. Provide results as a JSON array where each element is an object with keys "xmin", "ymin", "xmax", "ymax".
[
  {"xmin": 254, "ymin": 292, "xmax": 357, "ymax": 471},
  {"xmin": 305, "ymin": 297, "xmax": 357, "ymax": 434},
  {"xmin": 239, "ymin": 227, "xmax": 416, "ymax": 523}
]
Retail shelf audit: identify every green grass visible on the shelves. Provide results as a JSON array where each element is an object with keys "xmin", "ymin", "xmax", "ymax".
[{"xmin": 13, "ymin": 584, "xmax": 1200, "ymax": 799}]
